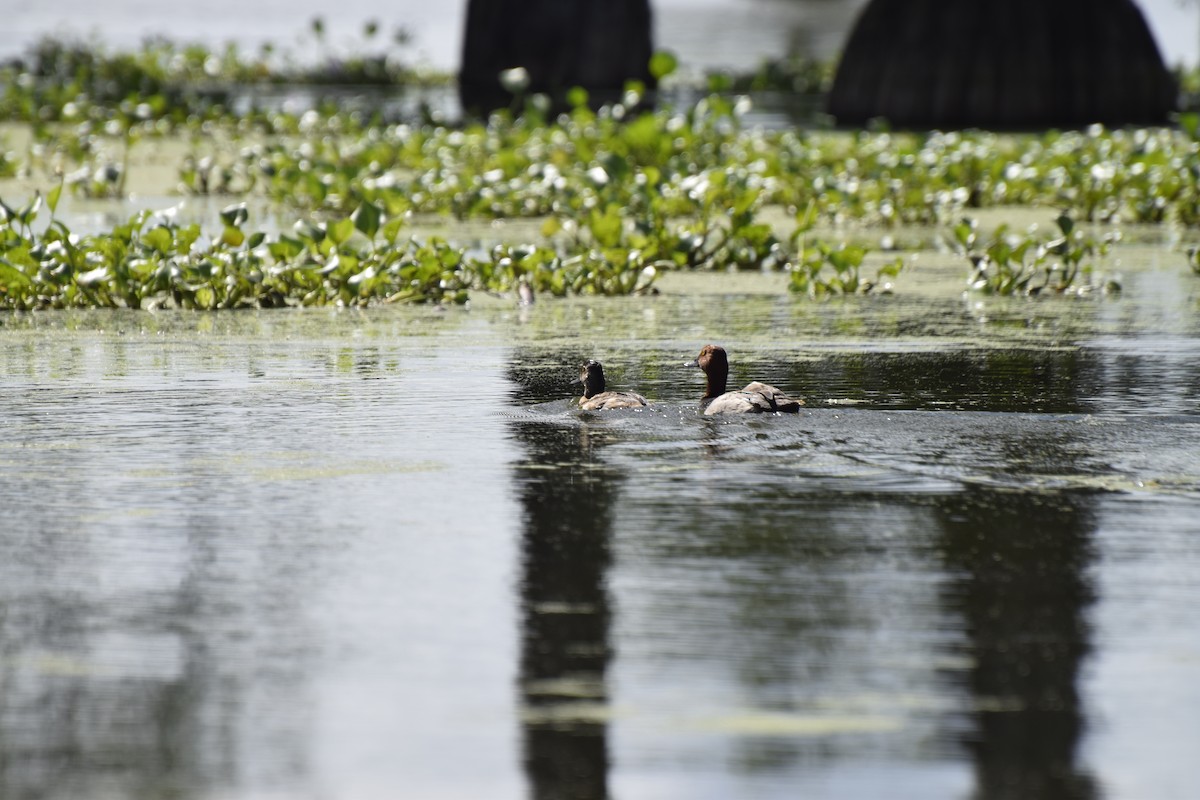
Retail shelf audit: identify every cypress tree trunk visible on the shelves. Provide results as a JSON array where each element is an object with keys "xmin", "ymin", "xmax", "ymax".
[
  {"xmin": 828, "ymin": 0, "xmax": 1177, "ymax": 128},
  {"xmin": 460, "ymin": 0, "xmax": 655, "ymax": 115}
]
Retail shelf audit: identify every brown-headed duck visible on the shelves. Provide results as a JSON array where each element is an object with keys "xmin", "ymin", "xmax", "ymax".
[
  {"xmin": 577, "ymin": 360, "xmax": 649, "ymax": 410},
  {"xmin": 687, "ymin": 344, "xmax": 803, "ymax": 415}
]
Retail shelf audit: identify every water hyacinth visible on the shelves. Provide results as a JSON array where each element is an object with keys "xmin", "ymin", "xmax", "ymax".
[
  {"xmin": 0, "ymin": 28, "xmax": 438, "ymax": 126},
  {"xmin": 788, "ymin": 241, "xmax": 904, "ymax": 297},
  {"xmin": 6, "ymin": 36, "xmax": 1200, "ymax": 310},
  {"xmin": 6, "ymin": 35, "xmax": 1200, "ymax": 231},
  {"xmin": 165, "ymin": 101, "xmax": 1200, "ymax": 237},
  {"xmin": 955, "ymin": 214, "xmax": 1121, "ymax": 297},
  {"xmin": 0, "ymin": 198, "xmax": 661, "ymax": 310}
]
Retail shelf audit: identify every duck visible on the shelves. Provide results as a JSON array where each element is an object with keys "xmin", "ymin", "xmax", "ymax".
[
  {"xmin": 577, "ymin": 360, "xmax": 649, "ymax": 410},
  {"xmin": 687, "ymin": 344, "xmax": 803, "ymax": 415}
]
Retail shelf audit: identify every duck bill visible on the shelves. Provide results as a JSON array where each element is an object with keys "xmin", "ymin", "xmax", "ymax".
[{"xmin": 685, "ymin": 359, "xmax": 699, "ymax": 368}]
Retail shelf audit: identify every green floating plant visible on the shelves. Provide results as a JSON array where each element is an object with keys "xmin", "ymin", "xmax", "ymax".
[
  {"xmin": 955, "ymin": 214, "xmax": 1120, "ymax": 297},
  {"xmin": 0, "ymin": 29, "xmax": 436, "ymax": 126},
  {"xmin": 0, "ymin": 198, "xmax": 659, "ymax": 310},
  {"xmin": 785, "ymin": 201, "xmax": 903, "ymax": 297},
  {"xmin": 168, "ymin": 113, "xmax": 1200, "ymax": 234},
  {"xmin": 787, "ymin": 241, "xmax": 904, "ymax": 297},
  {"xmin": 8, "ymin": 33, "xmax": 1200, "ymax": 236}
]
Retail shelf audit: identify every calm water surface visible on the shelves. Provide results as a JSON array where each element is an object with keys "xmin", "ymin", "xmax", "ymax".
[
  {"xmin": 1, "ymin": 255, "xmax": 1199, "ymax": 799},
  {"xmin": 4, "ymin": 4, "xmax": 1199, "ymax": 798}
]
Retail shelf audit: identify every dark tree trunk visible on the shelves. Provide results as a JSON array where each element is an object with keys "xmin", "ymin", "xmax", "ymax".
[
  {"xmin": 828, "ymin": 0, "xmax": 1177, "ymax": 129},
  {"xmin": 459, "ymin": 0, "xmax": 656, "ymax": 116}
]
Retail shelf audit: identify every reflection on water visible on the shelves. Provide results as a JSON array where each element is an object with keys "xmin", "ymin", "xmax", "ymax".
[
  {"xmin": 511, "ymin": 416, "xmax": 617, "ymax": 800},
  {"xmin": 937, "ymin": 488, "xmax": 1098, "ymax": 800},
  {"xmin": 1, "ymin": 276, "xmax": 1199, "ymax": 798},
  {"xmin": 0, "ymin": 320, "xmax": 524, "ymax": 798}
]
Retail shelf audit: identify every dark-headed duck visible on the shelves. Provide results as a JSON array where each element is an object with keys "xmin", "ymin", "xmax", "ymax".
[
  {"xmin": 577, "ymin": 360, "xmax": 649, "ymax": 410},
  {"xmin": 687, "ymin": 344, "xmax": 803, "ymax": 415}
]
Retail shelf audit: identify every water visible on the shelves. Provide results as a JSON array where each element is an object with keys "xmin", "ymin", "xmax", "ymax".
[
  {"xmin": 4, "ymin": 0, "xmax": 1197, "ymax": 70},
  {"xmin": 2, "ymin": 255, "xmax": 1199, "ymax": 798},
  {"xmin": 0, "ymin": 313, "xmax": 524, "ymax": 797},
  {"xmin": 3, "ymin": 4, "xmax": 1198, "ymax": 797}
]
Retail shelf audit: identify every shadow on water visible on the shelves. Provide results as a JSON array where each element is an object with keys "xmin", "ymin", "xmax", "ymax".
[
  {"xmin": 508, "ymin": 352, "xmax": 622, "ymax": 799},
  {"xmin": 936, "ymin": 487, "xmax": 1099, "ymax": 800}
]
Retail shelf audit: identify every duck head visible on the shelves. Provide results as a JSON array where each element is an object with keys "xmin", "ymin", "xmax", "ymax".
[
  {"xmin": 578, "ymin": 360, "xmax": 607, "ymax": 399},
  {"xmin": 686, "ymin": 344, "xmax": 729, "ymax": 398}
]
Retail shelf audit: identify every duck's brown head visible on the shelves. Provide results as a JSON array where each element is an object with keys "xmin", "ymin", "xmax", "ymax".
[
  {"xmin": 578, "ymin": 360, "xmax": 607, "ymax": 399},
  {"xmin": 686, "ymin": 344, "xmax": 729, "ymax": 398}
]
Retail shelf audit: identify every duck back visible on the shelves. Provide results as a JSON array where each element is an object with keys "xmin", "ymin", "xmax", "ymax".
[
  {"xmin": 741, "ymin": 381, "xmax": 803, "ymax": 413},
  {"xmin": 702, "ymin": 390, "xmax": 774, "ymax": 415},
  {"xmin": 580, "ymin": 391, "xmax": 649, "ymax": 410}
]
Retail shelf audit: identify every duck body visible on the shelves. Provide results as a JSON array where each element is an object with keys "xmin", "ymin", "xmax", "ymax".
[
  {"xmin": 581, "ymin": 392, "xmax": 649, "ymax": 410},
  {"xmin": 688, "ymin": 345, "xmax": 803, "ymax": 415},
  {"xmin": 577, "ymin": 360, "xmax": 649, "ymax": 410}
]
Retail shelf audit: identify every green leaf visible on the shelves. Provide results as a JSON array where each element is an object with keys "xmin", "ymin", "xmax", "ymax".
[
  {"xmin": 588, "ymin": 206, "xmax": 623, "ymax": 248},
  {"xmin": 328, "ymin": 217, "xmax": 355, "ymax": 246},
  {"xmin": 269, "ymin": 237, "xmax": 304, "ymax": 262},
  {"xmin": 1056, "ymin": 212, "xmax": 1074, "ymax": 237},
  {"xmin": 47, "ymin": 183, "xmax": 63, "ymax": 215},
  {"xmin": 794, "ymin": 200, "xmax": 818, "ymax": 234},
  {"xmin": 17, "ymin": 195, "xmax": 42, "ymax": 226},
  {"xmin": 649, "ymin": 51, "xmax": 678, "ymax": 81},
  {"xmin": 294, "ymin": 220, "xmax": 325, "ymax": 244},
  {"xmin": 0, "ymin": 259, "xmax": 32, "ymax": 288},
  {"xmin": 351, "ymin": 201, "xmax": 382, "ymax": 240},
  {"xmin": 176, "ymin": 225, "xmax": 202, "ymax": 252},
  {"xmin": 221, "ymin": 226, "xmax": 245, "ymax": 248},
  {"xmin": 143, "ymin": 226, "xmax": 173, "ymax": 255},
  {"xmin": 1180, "ymin": 112, "xmax": 1200, "ymax": 141},
  {"xmin": 953, "ymin": 218, "xmax": 978, "ymax": 250},
  {"xmin": 220, "ymin": 202, "xmax": 249, "ymax": 228},
  {"xmin": 566, "ymin": 86, "xmax": 590, "ymax": 109},
  {"xmin": 706, "ymin": 73, "xmax": 733, "ymax": 93},
  {"xmin": 381, "ymin": 217, "xmax": 405, "ymax": 245}
]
